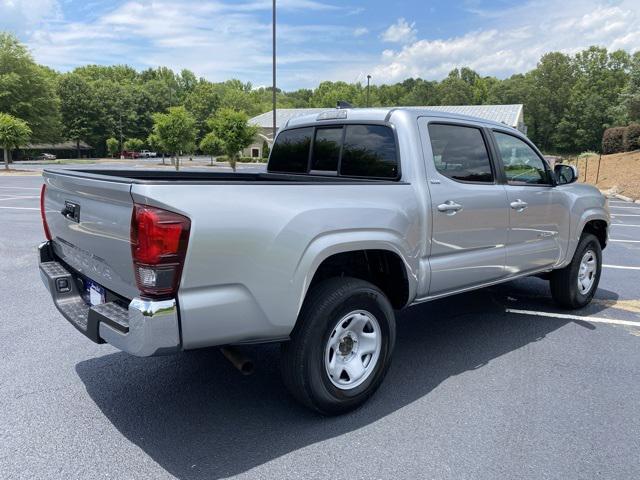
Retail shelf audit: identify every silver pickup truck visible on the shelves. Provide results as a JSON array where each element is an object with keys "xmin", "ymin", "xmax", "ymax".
[{"xmin": 39, "ymin": 107, "xmax": 609, "ymax": 414}]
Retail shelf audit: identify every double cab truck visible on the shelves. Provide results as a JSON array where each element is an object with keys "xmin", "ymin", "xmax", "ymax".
[{"xmin": 39, "ymin": 107, "xmax": 609, "ymax": 415}]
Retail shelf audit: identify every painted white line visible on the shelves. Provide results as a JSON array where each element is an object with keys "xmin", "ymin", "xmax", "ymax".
[
  {"xmin": 611, "ymin": 214, "xmax": 640, "ymax": 217},
  {"xmin": 506, "ymin": 308, "xmax": 640, "ymax": 327},
  {"xmin": 0, "ymin": 196, "xmax": 39, "ymax": 201},
  {"xmin": 610, "ymin": 239, "xmax": 640, "ymax": 243},
  {"xmin": 603, "ymin": 264, "xmax": 640, "ymax": 270},
  {"xmin": 611, "ymin": 224, "xmax": 640, "ymax": 227},
  {"xmin": 0, "ymin": 186, "xmax": 40, "ymax": 190},
  {"xmin": 0, "ymin": 206, "xmax": 39, "ymax": 210},
  {"xmin": 610, "ymin": 206, "xmax": 640, "ymax": 210}
]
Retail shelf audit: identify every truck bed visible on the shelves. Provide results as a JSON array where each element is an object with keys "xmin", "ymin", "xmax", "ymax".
[{"xmin": 48, "ymin": 169, "xmax": 401, "ymax": 184}]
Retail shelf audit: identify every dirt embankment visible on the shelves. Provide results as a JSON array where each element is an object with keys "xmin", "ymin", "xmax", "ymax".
[{"xmin": 566, "ymin": 151, "xmax": 640, "ymax": 200}]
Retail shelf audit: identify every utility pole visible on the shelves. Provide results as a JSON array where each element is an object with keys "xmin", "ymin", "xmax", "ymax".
[
  {"xmin": 366, "ymin": 75, "xmax": 371, "ymax": 107},
  {"xmin": 272, "ymin": 0, "xmax": 277, "ymax": 144}
]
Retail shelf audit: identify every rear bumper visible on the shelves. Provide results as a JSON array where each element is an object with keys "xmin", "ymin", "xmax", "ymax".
[{"xmin": 38, "ymin": 242, "xmax": 180, "ymax": 356}]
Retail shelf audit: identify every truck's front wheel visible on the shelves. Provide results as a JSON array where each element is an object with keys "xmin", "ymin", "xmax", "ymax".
[
  {"xmin": 281, "ymin": 277, "xmax": 396, "ymax": 415},
  {"xmin": 550, "ymin": 233, "xmax": 602, "ymax": 309}
]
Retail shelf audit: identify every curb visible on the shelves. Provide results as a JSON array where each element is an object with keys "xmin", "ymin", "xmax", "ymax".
[{"xmin": 612, "ymin": 193, "xmax": 634, "ymax": 202}]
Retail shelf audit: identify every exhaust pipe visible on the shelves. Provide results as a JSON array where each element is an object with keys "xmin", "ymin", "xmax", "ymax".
[{"xmin": 220, "ymin": 346, "xmax": 254, "ymax": 375}]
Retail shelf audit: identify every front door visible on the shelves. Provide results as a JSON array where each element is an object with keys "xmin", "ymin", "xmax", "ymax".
[
  {"xmin": 420, "ymin": 120, "xmax": 510, "ymax": 297},
  {"xmin": 491, "ymin": 130, "xmax": 566, "ymax": 274}
]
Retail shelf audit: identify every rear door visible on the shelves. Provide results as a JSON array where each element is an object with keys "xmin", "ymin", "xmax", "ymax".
[
  {"xmin": 419, "ymin": 120, "xmax": 509, "ymax": 297},
  {"xmin": 43, "ymin": 171, "xmax": 139, "ymax": 299},
  {"xmin": 490, "ymin": 130, "xmax": 567, "ymax": 273}
]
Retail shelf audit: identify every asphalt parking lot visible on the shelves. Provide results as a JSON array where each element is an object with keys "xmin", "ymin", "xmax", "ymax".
[{"xmin": 1, "ymin": 172, "xmax": 639, "ymax": 479}]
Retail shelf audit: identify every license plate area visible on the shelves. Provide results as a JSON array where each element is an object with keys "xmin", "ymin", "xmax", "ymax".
[{"xmin": 81, "ymin": 279, "xmax": 106, "ymax": 306}]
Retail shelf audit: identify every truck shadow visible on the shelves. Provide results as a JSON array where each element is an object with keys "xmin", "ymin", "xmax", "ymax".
[{"xmin": 75, "ymin": 278, "xmax": 615, "ymax": 480}]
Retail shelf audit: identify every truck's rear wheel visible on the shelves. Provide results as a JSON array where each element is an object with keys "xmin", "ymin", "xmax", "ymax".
[
  {"xmin": 281, "ymin": 277, "xmax": 395, "ymax": 415},
  {"xmin": 550, "ymin": 233, "xmax": 602, "ymax": 309}
]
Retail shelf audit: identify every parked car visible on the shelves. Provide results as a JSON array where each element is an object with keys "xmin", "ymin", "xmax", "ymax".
[
  {"xmin": 139, "ymin": 150, "xmax": 157, "ymax": 158},
  {"xmin": 39, "ymin": 108, "xmax": 609, "ymax": 415},
  {"xmin": 119, "ymin": 151, "xmax": 141, "ymax": 159},
  {"xmin": 36, "ymin": 153, "xmax": 57, "ymax": 160}
]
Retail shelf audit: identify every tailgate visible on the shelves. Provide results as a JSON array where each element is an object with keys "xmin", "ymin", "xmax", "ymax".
[{"xmin": 43, "ymin": 170, "xmax": 138, "ymax": 299}]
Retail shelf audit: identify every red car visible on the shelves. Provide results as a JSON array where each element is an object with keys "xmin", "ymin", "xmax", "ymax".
[{"xmin": 119, "ymin": 151, "xmax": 141, "ymax": 159}]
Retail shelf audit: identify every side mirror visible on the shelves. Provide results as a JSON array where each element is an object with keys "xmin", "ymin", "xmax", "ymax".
[{"xmin": 554, "ymin": 164, "xmax": 578, "ymax": 185}]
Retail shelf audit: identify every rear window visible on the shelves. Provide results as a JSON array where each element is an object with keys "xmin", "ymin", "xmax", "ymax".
[
  {"xmin": 268, "ymin": 127, "xmax": 312, "ymax": 173},
  {"xmin": 428, "ymin": 124, "xmax": 493, "ymax": 183},
  {"xmin": 340, "ymin": 125, "xmax": 398, "ymax": 178},
  {"xmin": 311, "ymin": 127, "xmax": 342, "ymax": 172},
  {"xmin": 268, "ymin": 124, "xmax": 399, "ymax": 179}
]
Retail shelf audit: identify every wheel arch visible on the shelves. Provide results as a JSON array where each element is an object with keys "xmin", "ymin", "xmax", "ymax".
[{"xmin": 293, "ymin": 232, "xmax": 418, "ymax": 316}]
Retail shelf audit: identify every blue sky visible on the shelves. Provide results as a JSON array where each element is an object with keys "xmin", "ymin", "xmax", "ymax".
[{"xmin": 2, "ymin": 0, "xmax": 639, "ymax": 89}]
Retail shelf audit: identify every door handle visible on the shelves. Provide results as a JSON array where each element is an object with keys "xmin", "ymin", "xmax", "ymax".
[
  {"xmin": 510, "ymin": 199, "xmax": 528, "ymax": 211},
  {"xmin": 437, "ymin": 201, "xmax": 463, "ymax": 215}
]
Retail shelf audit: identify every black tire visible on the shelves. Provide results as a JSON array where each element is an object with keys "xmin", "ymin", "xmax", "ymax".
[
  {"xmin": 550, "ymin": 233, "xmax": 602, "ymax": 309},
  {"xmin": 281, "ymin": 277, "xmax": 396, "ymax": 416}
]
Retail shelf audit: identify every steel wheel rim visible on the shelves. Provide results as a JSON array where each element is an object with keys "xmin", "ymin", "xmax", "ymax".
[
  {"xmin": 324, "ymin": 310, "xmax": 382, "ymax": 390},
  {"xmin": 577, "ymin": 249, "xmax": 597, "ymax": 295}
]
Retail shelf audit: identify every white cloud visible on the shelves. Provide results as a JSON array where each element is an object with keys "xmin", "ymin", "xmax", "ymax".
[
  {"xmin": 373, "ymin": 0, "xmax": 640, "ymax": 83},
  {"xmin": 353, "ymin": 27, "xmax": 368, "ymax": 37},
  {"xmin": 0, "ymin": 0, "xmax": 61, "ymax": 32},
  {"xmin": 380, "ymin": 18, "xmax": 417, "ymax": 44},
  {"xmin": 20, "ymin": 0, "xmax": 364, "ymax": 89}
]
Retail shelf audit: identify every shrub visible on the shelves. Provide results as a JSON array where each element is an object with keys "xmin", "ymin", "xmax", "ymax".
[
  {"xmin": 602, "ymin": 127, "xmax": 626, "ymax": 154},
  {"xmin": 623, "ymin": 123, "xmax": 640, "ymax": 152}
]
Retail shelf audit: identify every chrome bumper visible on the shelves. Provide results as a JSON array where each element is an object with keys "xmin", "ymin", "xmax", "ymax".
[{"xmin": 38, "ymin": 242, "xmax": 180, "ymax": 356}]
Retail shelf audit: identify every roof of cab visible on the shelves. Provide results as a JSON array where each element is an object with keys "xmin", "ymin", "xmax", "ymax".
[{"xmin": 283, "ymin": 107, "xmax": 519, "ymax": 132}]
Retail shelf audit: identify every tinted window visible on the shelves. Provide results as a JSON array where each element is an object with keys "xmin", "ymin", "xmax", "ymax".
[
  {"xmin": 428, "ymin": 124, "xmax": 493, "ymax": 183},
  {"xmin": 494, "ymin": 132, "xmax": 550, "ymax": 185},
  {"xmin": 340, "ymin": 125, "xmax": 398, "ymax": 178},
  {"xmin": 268, "ymin": 127, "xmax": 312, "ymax": 173},
  {"xmin": 311, "ymin": 127, "xmax": 342, "ymax": 171}
]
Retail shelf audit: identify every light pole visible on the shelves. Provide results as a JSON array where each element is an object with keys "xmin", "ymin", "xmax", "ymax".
[
  {"xmin": 366, "ymin": 74, "xmax": 371, "ymax": 107},
  {"xmin": 272, "ymin": 0, "xmax": 277, "ymax": 144}
]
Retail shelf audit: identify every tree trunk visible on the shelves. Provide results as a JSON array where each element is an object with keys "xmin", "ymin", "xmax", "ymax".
[
  {"xmin": 210, "ymin": 155, "xmax": 213, "ymax": 166},
  {"xmin": 3, "ymin": 147, "xmax": 9, "ymax": 170},
  {"xmin": 77, "ymin": 139, "xmax": 81, "ymax": 159},
  {"xmin": 175, "ymin": 153, "xmax": 180, "ymax": 171},
  {"xmin": 162, "ymin": 154, "xmax": 165, "ymax": 165}
]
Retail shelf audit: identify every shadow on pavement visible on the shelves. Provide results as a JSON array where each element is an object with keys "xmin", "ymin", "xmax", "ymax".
[{"xmin": 76, "ymin": 281, "xmax": 594, "ymax": 479}]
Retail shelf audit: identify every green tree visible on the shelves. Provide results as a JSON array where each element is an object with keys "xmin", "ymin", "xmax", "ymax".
[
  {"xmin": 151, "ymin": 106, "xmax": 196, "ymax": 171},
  {"xmin": 184, "ymin": 82, "xmax": 221, "ymax": 141},
  {"xmin": 106, "ymin": 137, "xmax": 119, "ymax": 157},
  {"xmin": 199, "ymin": 132, "xmax": 225, "ymax": 165},
  {"xmin": 438, "ymin": 69, "xmax": 476, "ymax": 105},
  {"xmin": 146, "ymin": 132, "xmax": 166, "ymax": 164},
  {"xmin": 557, "ymin": 47, "xmax": 630, "ymax": 152},
  {"xmin": 311, "ymin": 81, "xmax": 363, "ymax": 107},
  {"xmin": 0, "ymin": 113, "xmax": 31, "ymax": 170},
  {"xmin": 57, "ymin": 73, "xmax": 96, "ymax": 158},
  {"xmin": 124, "ymin": 138, "xmax": 144, "ymax": 151},
  {"xmin": 206, "ymin": 108, "xmax": 257, "ymax": 172},
  {"xmin": 0, "ymin": 33, "xmax": 61, "ymax": 142}
]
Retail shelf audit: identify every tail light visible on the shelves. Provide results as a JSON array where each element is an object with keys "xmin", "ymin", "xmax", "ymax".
[
  {"xmin": 40, "ymin": 184, "xmax": 52, "ymax": 241},
  {"xmin": 130, "ymin": 204, "xmax": 191, "ymax": 298}
]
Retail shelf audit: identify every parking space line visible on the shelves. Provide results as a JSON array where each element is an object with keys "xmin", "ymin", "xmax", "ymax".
[
  {"xmin": 610, "ymin": 239, "xmax": 640, "ymax": 243},
  {"xmin": 506, "ymin": 308, "xmax": 640, "ymax": 327},
  {"xmin": 0, "ymin": 196, "xmax": 39, "ymax": 201},
  {"xmin": 0, "ymin": 206, "xmax": 39, "ymax": 210},
  {"xmin": 612, "ymin": 214, "xmax": 640, "ymax": 217},
  {"xmin": 611, "ymin": 224, "xmax": 640, "ymax": 227},
  {"xmin": 610, "ymin": 206, "xmax": 640, "ymax": 210},
  {"xmin": 603, "ymin": 264, "xmax": 640, "ymax": 270},
  {"xmin": 0, "ymin": 186, "xmax": 40, "ymax": 190}
]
